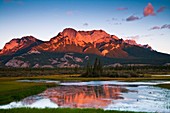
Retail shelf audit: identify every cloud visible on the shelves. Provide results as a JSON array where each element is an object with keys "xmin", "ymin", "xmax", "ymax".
[
  {"xmin": 124, "ymin": 35, "xmax": 140, "ymax": 40},
  {"xmin": 157, "ymin": 6, "xmax": 166, "ymax": 13},
  {"xmin": 66, "ymin": 11, "xmax": 74, "ymax": 15},
  {"xmin": 126, "ymin": 15, "xmax": 140, "ymax": 21},
  {"xmin": 66, "ymin": 10, "xmax": 78, "ymax": 16},
  {"xmin": 83, "ymin": 23, "xmax": 88, "ymax": 26},
  {"xmin": 143, "ymin": 3, "xmax": 155, "ymax": 16},
  {"xmin": 3, "ymin": 0, "xmax": 23, "ymax": 4},
  {"xmin": 141, "ymin": 34, "xmax": 152, "ymax": 37},
  {"xmin": 150, "ymin": 24, "xmax": 170, "ymax": 30},
  {"xmin": 4, "ymin": 0, "xmax": 12, "ymax": 2},
  {"xmin": 116, "ymin": 7, "xmax": 128, "ymax": 11},
  {"xmin": 150, "ymin": 26, "xmax": 160, "ymax": 30},
  {"xmin": 161, "ymin": 24, "xmax": 170, "ymax": 29},
  {"xmin": 112, "ymin": 18, "xmax": 117, "ymax": 21},
  {"xmin": 113, "ymin": 23, "xmax": 121, "ymax": 25}
]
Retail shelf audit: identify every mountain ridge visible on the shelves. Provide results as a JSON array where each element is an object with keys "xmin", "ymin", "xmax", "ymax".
[{"xmin": 0, "ymin": 28, "xmax": 170, "ymax": 68}]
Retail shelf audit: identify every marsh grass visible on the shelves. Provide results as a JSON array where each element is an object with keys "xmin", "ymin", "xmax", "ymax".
[
  {"xmin": 156, "ymin": 84, "xmax": 170, "ymax": 89},
  {"xmin": 0, "ymin": 81, "xmax": 56, "ymax": 105},
  {"xmin": 0, "ymin": 108, "xmax": 146, "ymax": 113}
]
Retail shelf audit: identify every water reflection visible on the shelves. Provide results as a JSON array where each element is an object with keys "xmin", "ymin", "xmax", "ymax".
[
  {"xmin": 25, "ymin": 85, "xmax": 126, "ymax": 108},
  {"xmin": 0, "ymin": 80, "xmax": 170, "ymax": 112}
]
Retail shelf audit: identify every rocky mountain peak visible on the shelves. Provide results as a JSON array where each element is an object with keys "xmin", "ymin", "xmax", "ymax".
[
  {"xmin": 21, "ymin": 36, "xmax": 37, "ymax": 42},
  {"xmin": 0, "ymin": 36, "xmax": 41, "ymax": 55},
  {"xmin": 62, "ymin": 28, "xmax": 77, "ymax": 39},
  {"xmin": 1, "ymin": 28, "xmax": 170, "ymax": 68},
  {"xmin": 125, "ymin": 39, "xmax": 138, "ymax": 45}
]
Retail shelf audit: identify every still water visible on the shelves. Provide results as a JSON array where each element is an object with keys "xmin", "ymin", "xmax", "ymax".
[{"xmin": 0, "ymin": 80, "xmax": 170, "ymax": 112}]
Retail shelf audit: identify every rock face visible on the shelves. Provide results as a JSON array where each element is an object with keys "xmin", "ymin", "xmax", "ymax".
[
  {"xmin": 0, "ymin": 28, "xmax": 170, "ymax": 68},
  {"xmin": 5, "ymin": 59, "xmax": 30, "ymax": 68},
  {"xmin": 0, "ymin": 36, "xmax": 43, "ymax": 55},
  {"xmin": 33, "ymin": 28, "xmax": 151, "ymax": 58}
]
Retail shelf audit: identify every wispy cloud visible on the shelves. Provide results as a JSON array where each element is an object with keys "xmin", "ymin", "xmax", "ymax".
[
  {"xmin": 113, "ymin": 23, "xmax": 121, "ymax": 25},
  {"xmin": 150, "ymin": 26, "xmax": 160, "ymax": 30},
  {"xmin": 116, "ymin": 7, "xmax": 128, "ymax": 11},
  {"xmin": 126, "ymin": 15, "xmax": 140, "ymax": 21},
  {"xmin": 4, "ymin": 0, "xmax": 11, "ymax": 2},
  {"xmin": 150, "ymin": 24, "xmax": 170, "ymax": 30},
  {"xmin": 143, "ymin": 3, "xmax": 155, "ymax": 16},
  {"xmin": 112, "ymin": 18, "xmax": 117, "ymax": 21},
  {"xmin": 83, "ymin": 23, "xmax": 88, "ymax": 26},
  {"xmin": 157, "ymin": 6, "xmax": 166, "ymax": 13},
  {"xmin": 3, "ymin": 0, "xmax": 24, "ymax": 4},
  {"xmin": 141, "ymin": 34, "xmax": 153, "ymax": 37},
  {"xmin": 66, "ymin": 11, "xmax": 74, "ymax": 16},
  {"xmin": 66, "ymin": 10, "xmax": 78, "ymax": 16},
  {"xmin": 124, "ymin": 35, "xmax": 140, "ymax": 40},
  {"xmin": 161, "ymin": 24, "xmax": 170, "ymax": 29}
]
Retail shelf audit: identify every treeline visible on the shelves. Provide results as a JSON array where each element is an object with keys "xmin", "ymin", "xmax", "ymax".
[
  {"xmin": 81, "ymin": 58, "xmax": 170, "ymax": 78},
  {"xmin": 0, "ymin": 64, "xmax": 170, "ymax": 77},
  {"xmin": 0, "ymin": 67, "xmax": 84, "ymax": 77},
  {"xmin": 81, "ymin": 58, "xmax": 103, "ymax": 77},
  {"xmin": 81, "ymin": 58, "xmax": 144, "ymax": 78}
]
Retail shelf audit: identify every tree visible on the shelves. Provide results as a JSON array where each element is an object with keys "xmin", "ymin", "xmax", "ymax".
[{"xmin": 82, "ymin": 57, "xmax": 103, "ymax": 77}]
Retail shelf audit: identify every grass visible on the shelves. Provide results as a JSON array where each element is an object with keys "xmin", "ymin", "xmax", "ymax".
[
  {"xmin": 156, "ymin": 84, "xmax": 170, "ymax": 89},
  {"xmin": 1, "ymin": 73, "xmax": 170, "ymax": 82},
  {"xmin": 0, "ymin": 80, "xmax": 56, "ymax": 105},
  {"xmin": 0, "ymin": 108, "xmax": 146, "ymax": 113}
]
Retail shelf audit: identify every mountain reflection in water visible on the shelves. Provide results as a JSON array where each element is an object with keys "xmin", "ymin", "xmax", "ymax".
[{"xmin": 23, "ymin": 85, "xmax": 127, "ymax": 108}]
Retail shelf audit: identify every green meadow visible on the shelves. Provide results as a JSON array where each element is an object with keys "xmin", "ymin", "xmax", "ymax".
[{"xmin": 0, "ymin": 108, "xmax": 147, "ymax": 113}]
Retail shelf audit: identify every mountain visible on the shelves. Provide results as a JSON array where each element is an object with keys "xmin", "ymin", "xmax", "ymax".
[
  {"xmin": 0, "ymin": 36, "xmax": 44, "ymax": 64},
  {"xmin": 0, "ymin": 36, "xmax": 43, "ymax": 55},
  {"xmin": 0, "ymin": 28, "xmax": 170, "ymax": 68}
]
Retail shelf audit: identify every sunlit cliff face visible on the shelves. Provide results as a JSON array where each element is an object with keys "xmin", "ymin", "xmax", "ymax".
[{"xmin": 38, "ymin": 85, "xmax": 125, "ymax": 108}]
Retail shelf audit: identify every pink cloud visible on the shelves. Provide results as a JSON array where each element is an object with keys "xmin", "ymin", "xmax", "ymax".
[
  {"xmin": 143, "ymin": 3, "xmax": 155, "ymax": 16},
  {"xmin": 3, "ymin": 0, "xmax": 12, "ymax": 2},
  {"xmin": 3, "ymin": 0, "xmax": 24, "ymax": 5},
  {"xmin": 157, "ymin": 6, "xmax": 166, "ymax": 13},
  {"xmin": 116, "ymin": 7, "xmax": 128, "ymax": 11}
]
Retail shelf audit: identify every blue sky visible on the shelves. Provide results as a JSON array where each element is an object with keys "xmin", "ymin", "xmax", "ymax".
[{"xmin": 0, "ymin": 0, "xmax": 170, "ymax": 54}]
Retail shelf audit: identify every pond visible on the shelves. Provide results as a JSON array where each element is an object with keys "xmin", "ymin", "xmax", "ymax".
[{"xmin": 0, "ymin": 80, "xmax": 170, "ymax": 112}]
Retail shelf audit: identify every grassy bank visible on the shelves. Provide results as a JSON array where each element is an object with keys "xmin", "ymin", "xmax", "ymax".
[
  {"xmin": 3, "ymin": 74, "xmax": 169, "ymax": 82},
  {"xmin": 156, "ymin": 84, "xmax": 170, "ymax": 89},
  {"xmin": 0, "ymin": 80, "xmax": 56, "ymax": 105},
  {"xmin": 0, "ymin": 108, "xmax": 146, "ymax": 113},
  {"xmin": 1, "ymin": 71, "xmax": 170, "ymax": 81},
  {"xmin": 0, "ymin": 66, "xmax": 170, "ymax": 77}
]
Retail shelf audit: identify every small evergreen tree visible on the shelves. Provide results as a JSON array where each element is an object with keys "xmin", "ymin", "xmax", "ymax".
[{"xmin": 82, "ymin": 57, "xmax": 103, "ymax": 77}]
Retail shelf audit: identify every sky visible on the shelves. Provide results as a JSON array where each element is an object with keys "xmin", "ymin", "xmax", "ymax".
[{"xmin": 0, "ymin": 0, "xmax": 170, "ymax": 54}]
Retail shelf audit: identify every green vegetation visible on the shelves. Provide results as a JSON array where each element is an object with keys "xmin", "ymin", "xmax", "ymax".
[
  {"xmin": 0, "ymin": 80, "xmax": 56, "ymax": 105},
  {"xmin": 0, "ymin": 65, "xmax": 170, "ymax": 77},
  {"xmin": 82, "ymin": 58, "xmax": 144, "ymax": 78},
  {"xmin": 156, "ymin": 84, "xmax": 170, "ymax": 89},
  {"xmin": 0, "ymin": 108, "xmax": 146, "ymax": 113},
  {"xmin": 82, "ymin": 58, "xmax": 103, "ymax": 77}
]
